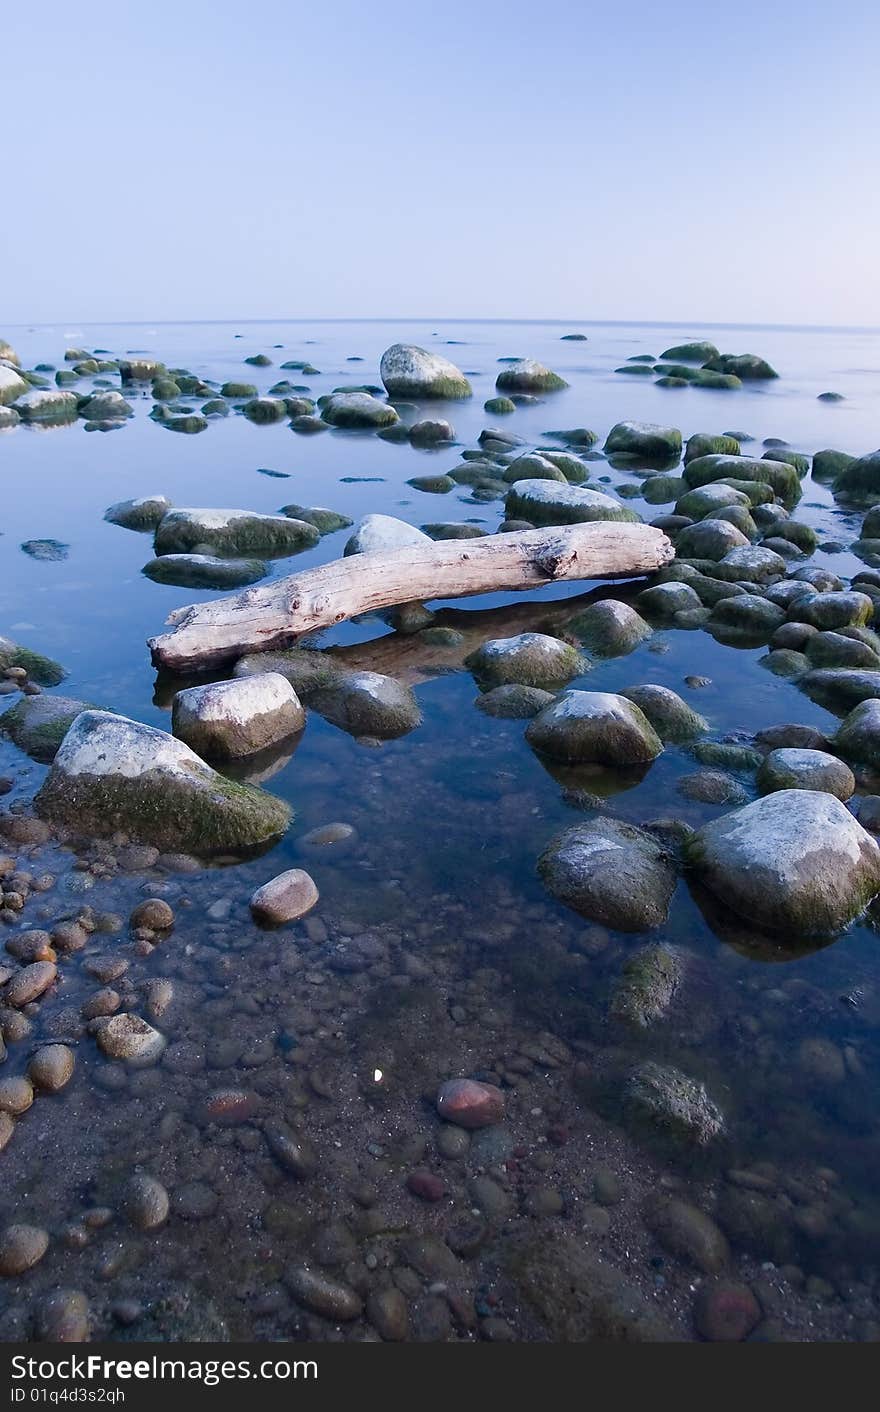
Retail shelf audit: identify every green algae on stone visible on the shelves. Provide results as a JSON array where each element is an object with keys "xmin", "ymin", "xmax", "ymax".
[
  {"xmin": 278, "ymin": 505, "xmax": 353, "ymax": 535},
  {"xmin": 154, "ymin": 508, "xmax": 319, "ymax": 558},
  {"xmin": 35, "ymin": 711, "xmax": 290, "ymax": 856},
  {"xmin": 1, "ymin": 695, "xmax": 102, "ymax": 762},
  {"xmin": 320, "ymin": 393, "xmax": 399, "ymax": 429},
  {"xmin": 495, "ymin": 360, "xmax": 568, "ymax": 393},
  {"xmin": 659, "ymin": 341, "xmax": 720, "ymax": 364},
  {"xmin": 142, "ymin": 554, "xmax": 269, "ymax": 589},
  {"xmin": 466, "ymin": 633, "xmax": 586, "ymax": 689},
  {"xmin": 0, "ymin": 636, "xmax": 66, "ymax": 686},
  {"xmin": 379, "ymin": 344, "xmax": 472, "ymax": 399},
  {"xmin": 610, "ymin": 944, "xmax": 683, "ymax": 1029}
]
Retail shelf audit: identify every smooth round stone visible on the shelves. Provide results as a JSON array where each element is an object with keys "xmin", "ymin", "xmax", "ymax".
[
  {"xmin": 406, "ymin": 1169, "xmax": 446, "ymax": 1202},
  {"xmin": 250, "ymin": 869, "xmax": 319, "ymax": 925},
  {"xmin": 646, "ymin": 1197, "xmax": 730, "ymax": 1273},
  {"xmin": 436, "ymin": 1078, "xmax": 505, "ymax": 1129},
  {"xmin": 95, "ymin": 1014, "xmax": 166, "ymax": 1065},
  {"xmin": 0, "ymin": 1077, "xmax": 34, "ymax": 1115},
  {"xmin": 297, "ymin": 823, "xmax": 357, "ymax": 853},
  {"xmin": 34, "ymin": 1288, "xmax": 90, "ymax": 1342},
  {"xmin": 757, "ymin": 748, "xmax": 855, "ymax": 801},
  {"xmin": 263, "ymin": 1120, "xmax": 318, "ymax": 1179},
  {"xmin": 0, "ymin": 1224, "xmax": 49, "ymax": 1276},
  {"xmin": 436, "ymin": 1125, "xmax": 471, "ymax": 1159},
  {"xmin": 284, "ymin": 1265, "xmax": 363, "ymax": 1321},
  {"xmin": 5, "ymin": 960, "xmax": 57, "ymax": 1007},
  {"xmin": 592, "ymin": 1167, "xmax": 622, "ymax": 1205},
  {"xmin": 129, "ymin": 899, "xmax": 174, "ymax": 931},
  {"xmin": 366, "ymin": 1287, "xmax": 409, "ymax": 1341},
  {"xmin": 123, "ymin": 1174, "xmax": 170, "ymax": 1231},
  {"xmin": 172, "ymin": 1181, "xmax": 218, "ymax": 1220},
  {"xmin": 693, "ymin": 1280, "xmax": 762, "ymax": 1342},
  {"xmin": 27, "ymin": 1044, "xmax": 75, "ymax": 1093}
]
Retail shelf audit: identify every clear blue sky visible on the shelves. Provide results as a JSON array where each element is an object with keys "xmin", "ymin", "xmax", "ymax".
[{"xmin": 4, "ymin": 0, "xmax": 878, "ymax": 326}]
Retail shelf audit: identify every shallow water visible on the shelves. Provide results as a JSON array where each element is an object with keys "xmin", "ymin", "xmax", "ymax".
[{"xmin": 1, "ymin": 319, "xmax": 880, "ymax": 1342}]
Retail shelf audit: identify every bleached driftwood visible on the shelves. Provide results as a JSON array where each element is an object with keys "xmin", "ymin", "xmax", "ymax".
[{"xmin": 148, "ymin": 521, "xmax": 673, "ymax": 673}]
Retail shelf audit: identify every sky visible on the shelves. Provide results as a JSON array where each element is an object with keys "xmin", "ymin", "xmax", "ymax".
[{"xmin": 3, "ymin": 0, "xmax": 879, "ymax": 327}]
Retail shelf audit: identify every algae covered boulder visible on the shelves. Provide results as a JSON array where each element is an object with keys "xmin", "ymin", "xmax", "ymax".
[
  {"xmin": 310, "ymin": 671, "xmax": 421, "ymax": 740},
  {"xmin": 756, "ymin": 747, "xmax": 854, "ymax": 801},
  {"xmin": 380, "ymin": 344, "xmax": 472, "ymax": 400},
  {"xmin": 172, "ymin": 674, "xmax": 305, "ymax": 760},
  {"xmin": 604, "ymin": 421, "xmax": 682, "ymax": 463},
  {"xmin": 143, "ymin": 555, "xmax": 269, "ymax": 589},
  {"xmin": 154, "ymin": 509, "xmax": 319, "ymax": 558},
  {"xmin": 660, "ymin": 341, "xmax": 720, "ymax": 365},
  {"xmin": 526, "ymin": 690, "xmax": 662, "ymax": 765},
  {"xmin": 0, "ymin": 636, "xmax": 66, "ymax": 686},
  {"xmin": 35, "ymin": 711, "xmax": 290, "ymax": 856},
  {"xmin": 538, "ymin": 818, "xmax": 677, "ymax": 931},
  {"xmin": 619, "ymin": 684, "xmax": 707, "ymax": 741},
  {"xmin": 495, "ymin": 359, "xmax": 568, "ymax": 393},
  {"xmin": 320, "ymin": 392, "xmax": 399, "ymax": 429},
  {"xmin": 567, "ymin": 600, "xmax": 652, "ymax": 657},
  {"xmin": 465, "ymin": 633, "xmax": 585, "ymax": 689},
  {"xmin": 504, "ymin": 479, "xmax": 638, "ymax": 526},
  {"xmin": 0, "ymin": 365, "xmax": 30, "ymax": 406},
  {"xmin": 702, "ymin": 353, "xmax": 778, "ymax": 380},
  {"xmin": 833, "ymin": 699, "xmax": 880, "ymax": 767},
  {"xmin": 14, "ymin": 389, "xmax": 78, "ymax": 423},
  {"xmin": 611, "ymin": 944, "xmax": 683, "ymax": 1028},
  {"xmin": 1, "ymin": 695, "xmax": 99, "ymax": 762},
  {"xmin": 78, "ymin": 390, "xmax": 133, "ymax": 421},
  {"xmin": 833, "ymin": 450, "xmax": 880, "ymax": 502},
  {"xmin": 105, "ymin": 496, "xmax": 173, "ymax": 531},
  {"xmin": 685, "ymin": 789, "xmax": 880, "ymax": 935}
]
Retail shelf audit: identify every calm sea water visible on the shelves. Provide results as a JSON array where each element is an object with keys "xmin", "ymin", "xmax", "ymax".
[{"xmin": 2, "ymin": 319, "xmax": 880, "ymax": 1340}]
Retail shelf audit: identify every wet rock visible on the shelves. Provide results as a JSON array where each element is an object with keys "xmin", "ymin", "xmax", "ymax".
[
  {"xmin": 757, "ymin": 748, "xmax": 854, "ymax": 800},
  {"xmin": 94, "ymin": 1014, "xmax": 166, "ymax": 1065},
  {"xmin": 27, "ymin": 1044, "xmax": 74, "ymax": 1093},
  {"xmin": 801, "ymin": 668, "xmax": 880, "ymax": 711},
  {"xmin": 5, "ymin": 960, "xmax": 56, "ymax": 1007},
  {"xmin": 833, "ymin": 699, "xmax": 880, "ymax": 767},
  {"xmin": 611, "ymin": 944, "xmax": 682, "ymax": 1027},
  {"xmin": 436, "ymin": 1078, "xmax": 504, "ymax": 1129},
  {"xmin": 123, "ymin": 1174, "xmax": 170, "ymax": 1230},
  {"xmin": 344, "ymin": 514, "xmax": 431, "ymax": 556},
  {"xmin": 538, "ymin": 819, "xmax": 676, "ymax": 931},
  {"xmin": 1, "ymin": 696, "xmax": 99, "ymax": 763},
  {"xmin": 320, "ymin": 392, "xmax": 399, "ymax": 429},
  {"xmin": 143, "ymin": 554, "xmax": 269, "ymax": 589},
  {"xmin": 624, "ymin": 1061, "xmax": 724, "ymax": 1145},
  {"xmin": 284, "ymin": 1265, "xmax": 362, "ymax": 1320},
  {"xmin": 34, "ymin": 1288, "xmax": 90, "ymax": 1342},
  {"xmin": 279, "ymin": 505, "xmax": 353, "ymax": 535},
  {"xmin": 495, "ymin": 359, "xmax": 567, "ymax": 393},
  {"xmin": 0, "ymin": 1077, "xmax": 34, "ymax": 1114},
  {"xmin": 130, "ymin": 899, "xmax": 174, "ymax": 931},
  {"xmin": 568, "ymin": 600, "xmax": 652, "ymax": 657},
  {"xmin": 676, "ymin": 519, "xmax": 750, "ymax": 561},
  {"xmin": 466, "ymin": 633, "xmax": 585, "ymax": 689},
  {"xmin": 505, "ymin": 479, "xmax": 638, "ymax": 526},
  {"xmin": 684, "ymin": 454, "xmax": 802, "ymax": 507},
  {"xmin": 79, "ymin": 390, "xmax": 132, "ymax": 421},
  {"xmin": 380, "ymin": 344, "xmax": 471, "ymax": 399},
  {"xmin": 475, "ymin": 684, "xmax": 554, "ymax": 718},
  {"xmin": 311, "ymin": 671, "xmax": 421, "ymax": 739},
  {"xmin": 693, "ymin": 1280, "xmax": 761, "ymax": 1342},
  {"xmin": 366, "ymin": 1286, "xmax": 409, "ymax": 1341},
  {"xmin": 120, "ymin": 357, "xmax": 165, "ymax": 382},
  {"xmin": 172, "ymin": 674, "xmax": 303, "ymax": 760},
  {"xmin": 36, "ymin": 712, "xmax": 290, "ymax": 856},
  {"xmin": 21, "ymin": 539, "xmax": 69, "ymax": 563},
  {"xmin": 14, "ymin": 389, "xmax": 78, "ymax": 423},
  {"xmin": 250, "ymin": 869, "xmax": 318, "ymax": 925},
  {"xmin": 678, "ymin": 767, "xmax": 748, "ymax": 804},
  {"xmin": 604, "ymin": 421, "xmax": 681, "ymax": 463},
  {"xmin": 154, "ymin": 508, "xmax": 318, "ymax": 558},
  {"xmin": 406, "ymin": 1169, "xmax": 446, "ymax": 1202},
  {"xmin": 104, "ymin": 496, "xmax": 173, "ymax": 531},
  {"xmin": 0, "ymin": 636, "xmax": 65, "ymax": 687},
  {"xmin": 618, "ymin": 684, "xmax": 707, "ymax": 741},
  {"xmin": 796, "ymin": 591, "xmax": 873, "ymax": 631},
  {"xmin": 637, "ymin": 581, "xmax": 703, "ymax": 618},
  {"xmin": 526, "ymin": 690, "xmax": 662, "ymax": 764},
  {"xmin": 263, "ymin": 1120, "xmax": 319, "ymax": 1178},
  {"xmin": 0, "ymin": 364, "xmax": 28, "ymax": 406},
  {"xmin": 685, "ymin": 789, "xmax": 880, "ymax": 935},
  {"xmin": 0, "ymin": 1225, "xmax": 49, "ymax": 1276},
  {"xmin": 645, "ymin": 1196, "xmax": 729, "ymax": 1273},
  {"xmin": 833, "ymin": 449, "xmax": 880, "ymax": 501}
]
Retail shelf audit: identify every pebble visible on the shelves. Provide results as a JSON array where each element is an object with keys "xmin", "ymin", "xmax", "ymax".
[
  {"xmin": 34, "ymin": 1288, "xmax": 90, "ymax": 1342},
  {"xmin": 0, "ymin": 1112, "xmax": 14, "ymax": 1151},
  {"xmin": 122, "ymin": 1174, "xmax": 170, "ymax": 1231},
  {"xmin": 94, "ymin": 1014, "xmax": 166, "ymax": 1065},
  {"xmin": 27, "ymin": 1044, "xmax": 75, "ymax": 1093},
  {"xmin": 263, "ymin": 1119, "xmax": 319, "ymax": 1178},
  {"xmin": 203, "ymin": 1089, "xmax": 264, "ymax": 1125},
  {"xmin": 524, "ymin": 1186, "xmax": 565, "ymax": 1217},
  {"xmin": 250, "ymin": 869, "xmax": 319, "ymax": 925},
  {"xmin": 6, "ymin": 960, "xmax": 57, "ymax": 1007},
  {"xmin": 366, "ymin": 1287, "xmax": 409, "ymax": 1341},
  {"xmin": 406, "ymin": 1169, "xmax": 446, "ymax": 1202},
  {"xmin": 693, "ymin": 1280, "xmax": 762, "ymax": 1341},
  {"xmin": 0, "ymin": 1224, "xmax": 49, "ymax": 1276},
  {"xmin": 129, "ymin": 899, "xmax": 174, "ymax": 930},
  {"xmin": 144, "ymin": 978, "xmax": 174, "ymax": 1020},
  {"xmin": 0, "ymin": 1076, "xmax": 34, "ymax": 1114},
  {"xmin": 51, "ymin": 923, "xmax": 88, "ymax": 953},
  {"xmin": 593, "ymin": 1166, "xmax": 622, "ymax": 1205},
  {"xmin": 82, "ymin": 988, "xmax": 121, "ymax": 1019},
  {"xmin": 6, "ymin": 932, "xmax": 55, "ymax": 962},
  {"xmin": 436, "ymin": 1125, "xmax": 470, "ymax": 1160},
  {"xmin": 436, "ymin": 1078, "xmax": 505, "ymax": 1129},
  {"xmin": 172, "ymin": 1181, "xmax": 218, "ymax": 1220},
  {"xmin": 284, "ymin": 1265, "xmax": 363, "ymax": 1321}
]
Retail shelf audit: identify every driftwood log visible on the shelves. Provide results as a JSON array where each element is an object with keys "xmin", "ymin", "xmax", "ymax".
[{"xmin": 148, "ymin": 521, "xmax": 674, "ymax": 673}]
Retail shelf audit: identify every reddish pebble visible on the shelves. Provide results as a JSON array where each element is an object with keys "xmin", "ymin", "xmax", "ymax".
[
  {"xmin": 694, "ymin": 1280, "xmax": 762, "ymax": 1342},
  {"xmin": 436, "ymin": 1078, "xmax": 505, "ymax": 1130},
  {"xmin": 204, "ymin": 1089, "xmax": 263, "ymax": 1124},
  {"xmin": 406, "ymin": 1169, "xmax": 446, "ymax": 1203},
  {"xmin": 547, "ymin": 1124, "xmax": 569, "ymax": 1147}
]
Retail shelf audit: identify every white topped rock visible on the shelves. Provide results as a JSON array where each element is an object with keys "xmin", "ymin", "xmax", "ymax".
[
  {"xmin": 0, "ymin": 364, "xmax": 27, "ymax": 406},
  {"xmin": 466, "ymin": 633, "xmax": 585, "ymax": 688},
  {"xmin": 154, "ymin": 508, "xmax": 319, "ymax": 558},
  {"xmin": 505, "ymin": 479, "xmax": 639, "ymax": 527},
  {"xmin": 380, "ymin": 344, "xmax": 472, "ymax": 400},
  {"xmin": 344, "ymin": 514, "xmax": 431, "ymax": 556},
  {"xmin": 525, "ymin": 689, "xmax": 663, "ymax": 765},
  {"xmin": 172, "ymin": 673, "xmax": 304, "ymax": 759}
]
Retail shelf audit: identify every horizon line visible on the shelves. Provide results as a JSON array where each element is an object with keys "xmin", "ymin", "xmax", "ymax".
[{"xmin": 7, "ymin": 316, "xmax": 880, "ymax": 335}]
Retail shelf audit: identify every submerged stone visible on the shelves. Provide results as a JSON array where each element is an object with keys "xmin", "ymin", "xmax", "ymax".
[
  {"xmin": 526, "ymin": 690, "xmax": 662, "ymax": 765},
  {"xmin": 475, "ymin": 684, "xmax": 554, "ymax": 718},
  {"xmin": 495, "ymin": 359, "xmax": 567, "ymax": 393},
  {"xmin": 465, "ymin": 633, "xmax": 585, "ymax": 688},
  {"xmin": 154, "ymin": 508, "xmax": 318, "ymax": 558},
  {"xmin": 142, "ymin": 554, "xmax": 269, "ymax": 589},
  {"xmin": 0, "ymin": 636, "xmax": 66, "ymax": 686},
  {"xmin": 35, "ymin": 711, "xmax": 291, "ymax": 856},
  {"xmin": 567, "ymin": 600, "xmax": 652, "ymax": 657},
  {"xmin": 310, "ymin": 672, "xmax": 421, "ymax": 739},
  {"xmin": 380, "ymin": 344, "xmax": 472, "ymax": 399},
  {"xmin": 1, "ymin": 694, "xmax": 99, "ymax": 762},
  {"xmin": 539, "ymin": 818, "xmax": 676, "ymax": 931},
  {"xmin": 105, "ymin": 496, "xmax": 173, "ymax": 531},
  {"xmin": 624, "ymin": 1061, "xmax": 724, "ymax": 1146}
]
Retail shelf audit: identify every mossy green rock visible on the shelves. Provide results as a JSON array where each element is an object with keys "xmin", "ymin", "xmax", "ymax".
[
  {"xmin": 278, "ymin": 505, "xmax": 353, "ymax": 535},
  {"xmin": 505, "ymin": 479, "xmax": 638, "ymax": 526},
  {"xmin": 526, "ymin": 689, "xmax": 662, "ymax": 765},
  {"xmin": 407, "ymin": 474, "xmax": 455, "ymax": 494},
  {"xmin": 78, "ymin": 390, "xmax": 133, "ymax": 421},
  {"xmin": 495, "ymin": 359, "xmax": 568, "ymax": 393},
  {"xmin": 0, "ymin": 636, "xmax": 66, "ymax": 686},
  {"xmin": 502, "ymin": 453, "xmax": 568, "ymax": 485},
  {"xmin": 1, "ymin": 695, "xmax": 101, "ymax": 762},
  {"xmin": 119, "ymin": 358, "xmax": 165, "ymax": 381},
  {"xmin": 421, "ymin": 522, "xmax": 488, "ymax": 540},
  {"xmin": 604, "ymin": 421, "xmax": 682, "ymax": 463},
  {"xmin": 796, "ymin": 591, "xmax": 872, "ymax": 631},
  {"xmin": 242, "ymin": 397, "xmax": 288, "ymax": 424},
  {"xmin": 105, "ymin": 496, "xmax": 173, "ymax": 531},
  {"xmin": 801, "ymin": 668, "xmax": 880, "ymax": 711},
  {"xmin": 380, "ymin": 344, "xmax": 472, "ymax": 399},
  {"xmin": 154, "ymin": 509, "xmax": 319, "ymax": 558},
  {"xmin": 707, "ymin": 594, "xmax": 786, "ymax": 644},
  {"xmin": 234, "ymin": 648, "xmax": 341, "ymax": 701},
  {"xmin": 14, "ymin": 389, "xmax": 78, "ymax": 422},
  {"xmin": 568, "ymin": 600, "xmax": 652, "ymax": 657},
  {"xmin": 686, "ymin": 789, "xmax": 880, "ymax": 935},
  {"xmin": 757, "ymin": 748, "xmax": 854, "ymax": 800},
  {"xmin": 466, "ymin": 633, "xmax": 585, "ymax": 688},
  {"xmin": 684, "ymin": 433, "xmax": 741, "ymax": 464},
  {"xmin": 201, "ymin": 398, "xmax": 229, "ymax": 417},
  {"xmin": 833, "ymin": 699, "xmax": 880, "ymax": 767},
  {"xmin": 320, "ymin": 393, "xmax": 399, "ymax": 429},
  {"xmin": 702, "ymin": 353, "xmax": 778, "ymax": 380},
  {"xmin": 538, "ymin": 818, "xmax": 677, "ymax": 931},
  {"xmin": 35, "ymin": 711, "xmax": 290, "ymax": 856},
  {"xmin": 475, "ymin": 684, "xmax": 555, "ymax": 718},
  {"xmin": 833, "ymin": 449, "xmax": 880, "ymax": 502},
  {"xmin": 660, "ymin": 341, "xmax": 720, "ymax": 364},
  {"xmin": 611, "ymin": 944, "xmax": 682, "ymax": 1028},
  {"xmin": 152, "ymin": 378, "xmax": 182, "ymax": 401},
  {"xmin": 484, "ymin": 396, "xmax": 516, "ymax": 415},
  {"xmin": 220, "ymin": 382, "xmax": 258, "ymax": 399},
  {"xmin": 812, "ymin": 448, "xmax": 855, "ymax": 483},
  {"xmin": 684, "ymin": 454, "xmax": 801, "ymax": 506},
  {"xmin": 619, "ymin": 685, "xmax": 707, "ymax": 741},
  {"xmin": 142, "ymin": 555, "xmax": 269, "ymax": 589}
]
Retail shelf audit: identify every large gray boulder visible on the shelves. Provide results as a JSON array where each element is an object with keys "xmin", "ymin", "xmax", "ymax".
[
  {"xmin": 344, "ymin": 514, "xmax": 431, "ymax": 556},
  {"xmin": 172, "ymin": 674, "xmax": 305, "ymax": 759},
  {"xmin": 833, "ymin": 699, "xmax": 880, "ymax": 767},
  {"xmin": 35, "ymin": 711, "xmax": 290, "ymax": 855},
  {"xmin": 538, "ymin": 818, "xmax": 677, "ymax": 931},
  {"xmin": 495, "ymin": 359, "xmax": 567, "ymax": 393},
  {"xmin": 465, "ymin": 633, "xmax": 585, "ymax": 688},
  {"xmin": 0, "ymin": 365, "xmax": 28, "ymax": 406},
  {"xmin": 380, "ymin": 344, "xmax": 472, "ymax": 399},
  {"xmin": 154, "ymin": 508, "xmax": 319, "ymax": 558},
  {"xmin": 525, "ymin": 690, "xmax": 662, "ymax": 764},
  {"xmin": 319, "ymin": 392, "xmax": 399, "ymax": 428},
  {"xmin": 685, "ymin": 789, "xmax": 880, "ymax": 935}
]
